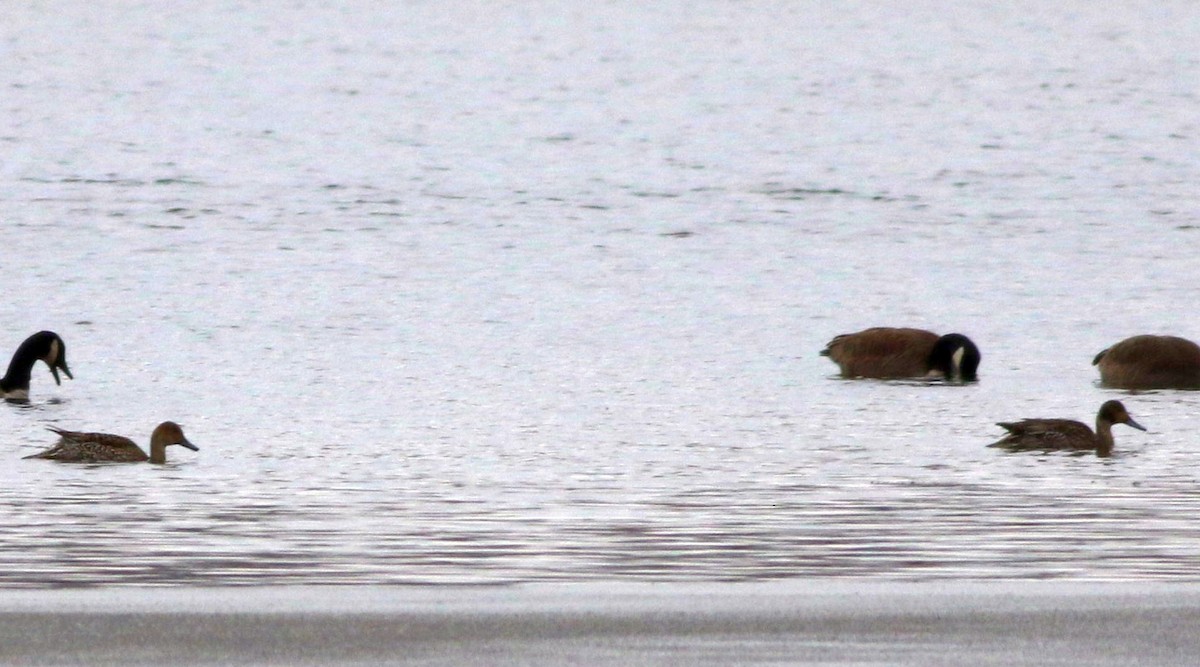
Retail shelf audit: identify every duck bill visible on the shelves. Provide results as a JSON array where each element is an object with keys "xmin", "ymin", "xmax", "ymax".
[
  {"xmin": 179, "ymin": 439, "xmax": 199, "ymax": 452},
  {"xmin": 1126, "ymin": 418, "xmax": 1147, "ymax": 432}
]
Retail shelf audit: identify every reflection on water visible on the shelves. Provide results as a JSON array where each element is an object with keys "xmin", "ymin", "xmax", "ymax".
[
  {"xmin": 4, "ymin": 1, "xmax": 1200, "ymax": 586},
  {"xmin": 3, "ymin": 422, "xmax": 1199, "ymax": 587}
]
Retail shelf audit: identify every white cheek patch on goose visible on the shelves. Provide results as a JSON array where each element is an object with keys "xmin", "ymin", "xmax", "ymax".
[
  {"xmin": 952, "ymin": 346, "xmax": 966, "ymax": 376},
  {"xmin": 45, "ymin": 339, "xmax": 60, "ymax": 364}
]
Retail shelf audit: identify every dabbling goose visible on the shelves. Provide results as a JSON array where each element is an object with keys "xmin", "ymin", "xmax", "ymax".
[
  {"xmin": 821, "ymin": 327, "xmax": 980, "ymax": 381},
  {"xmin": 1093, "ymin": 335, "xmax": 1200, "ymax": 390},
  {"xmin": 989, "ymin": 400, "xmax": 1146, "ymax": 457},
  {"xmin": 24, "ymin": 421, "xmax": 198, "ymax": 464},
  {"xmin": 1, "ymin": 331, "xmax": 72, "ymax": 402}
]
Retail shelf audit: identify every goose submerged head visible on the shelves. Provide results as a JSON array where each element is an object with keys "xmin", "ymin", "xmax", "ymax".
[{"xmin": 927, "ymin": 333, "xmax": 980, "ymax": 382}]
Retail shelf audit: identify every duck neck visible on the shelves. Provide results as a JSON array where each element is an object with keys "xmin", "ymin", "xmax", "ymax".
[
  {"xmin": 1095, "ymin": 417, "xmax": 1115, "ymax": 456},
  {"xmin": 149, "ymin": 442, "xmax": 167, "ymax": 464}
]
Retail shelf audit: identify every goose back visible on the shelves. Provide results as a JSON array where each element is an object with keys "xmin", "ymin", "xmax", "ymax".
[{"xmin": 1093, "ymin": 335, "xmax": 1200, "ymax": 390}]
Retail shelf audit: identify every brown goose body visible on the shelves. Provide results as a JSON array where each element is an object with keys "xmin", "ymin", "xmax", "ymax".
[
  {"xmin": 821, "ymin": 327, "xmax": 980, "ymax": 381},
  {"xmin": 1093, "ymin": 335, "xmax": 1200, "ymax": 390},
  {"xmin": 24, "ymin": 421, "xmax": 197, "ymax": 464},
  {"xmin": 989, "ymin": 400, "xmax": 1146, "ymax": 456}
]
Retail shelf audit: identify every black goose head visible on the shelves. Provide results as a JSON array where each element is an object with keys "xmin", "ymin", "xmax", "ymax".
[
  {"xmin": 1, "ymin": 331, "xmax": 72, "ymax": 396},
  {"xmin": 30, "ymin": 331, "xmax": 72, "ymax": 385},
  {"xmin": 927, "ymin": 333, "xmax": 980, "ymax": 382}
]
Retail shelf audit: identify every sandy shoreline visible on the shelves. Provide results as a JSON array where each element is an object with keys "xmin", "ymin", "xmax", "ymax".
[{"xmin": 2, "ymin": 581, "xmax": 1199, "ymax": 665}]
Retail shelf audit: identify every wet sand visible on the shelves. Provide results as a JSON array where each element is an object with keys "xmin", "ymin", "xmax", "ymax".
[{"xmin": 2, "ymin": 581, "xmax": 1199, "ymax": 665}]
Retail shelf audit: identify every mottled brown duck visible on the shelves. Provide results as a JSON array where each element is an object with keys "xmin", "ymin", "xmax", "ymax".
[
  {"xmin": 989, "ymin": 400, "xmax": 1146, "ymax": 456},
  {"xmin": 24, "ymin": 421, "xmax": 198, "ymax": 464}
]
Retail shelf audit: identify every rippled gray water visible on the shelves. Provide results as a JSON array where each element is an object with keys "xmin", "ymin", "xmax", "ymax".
[{"xmin": 3, "ymin": 1, "xmax": 1200, "ymax": 586}]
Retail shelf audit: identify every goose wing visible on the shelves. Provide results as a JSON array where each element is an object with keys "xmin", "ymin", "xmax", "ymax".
[
  {"xmin": 822, "ymin": 328, "xmax": 939, "ymax": 378},
  {"xmin": 1094, "ymin": 335, "xmax": 1200, "ymax": 389}
]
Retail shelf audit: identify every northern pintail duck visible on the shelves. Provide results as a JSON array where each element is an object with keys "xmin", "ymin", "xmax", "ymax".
[
  {"xmin": 1092, "ymin": 335, "xmax": 1200, "ymax": 390},
  {"xmin": 24, "ymin": 421, "xmax": 198, "ymax": 464},
  {"xmin": 1, "ymin": 331, "xmax": 72, "ymax": 402},
  {"xmin": 989, "ymin": 400, "xmax": 1146, "ymax": 456},
  {"xmin": 821, "ymin": 327, "xmax": 980, "ymax": 381}
]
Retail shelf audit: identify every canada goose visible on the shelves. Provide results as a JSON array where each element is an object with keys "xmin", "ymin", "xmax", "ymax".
[
  {"xmin": 23, "ymin": 421, "xmax": 198, "ymax": 464},
  {"xmin": 1093, "ymin": 335, "xmax": 1200, "ymax": 390},
  {"xmin": 989, "ymin": 400, "xmax": 1146, "ymax": 456},
  {"xmin": 1, "ymin": 331, "xmax": 72, "ymax": 402},
  {"xmin": 821, "ymin": 327, "xmax": 980, "ymax": 381}
]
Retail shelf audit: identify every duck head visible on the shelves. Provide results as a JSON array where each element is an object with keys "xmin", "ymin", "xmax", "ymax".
[
  {"xmin": 151, "ymin": 421, "xmax": 199, "ymax": 451},
  {"xmin": 1099, "ymin": 400, "xmax": 1146, "ymax": 432}
]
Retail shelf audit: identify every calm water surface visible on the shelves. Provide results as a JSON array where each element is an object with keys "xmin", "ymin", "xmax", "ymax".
[{"xmin": 2, "ymin": 2, "xmax": 1200, "ymax": 586}]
